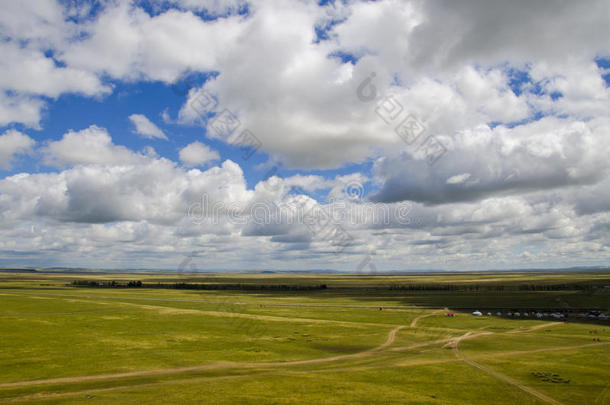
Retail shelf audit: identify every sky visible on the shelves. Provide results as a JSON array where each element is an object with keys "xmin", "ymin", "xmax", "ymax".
[{"xmin": 0, "ymin": 0, "xmax": 609, "ymax": 271}]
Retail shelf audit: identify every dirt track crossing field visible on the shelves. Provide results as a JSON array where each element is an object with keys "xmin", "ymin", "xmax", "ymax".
[
  {"xmin": 0, "ymin": 303, "xmax": 593, "ymax": 405},
  {"xmin": 1, "ymin": 280, "xmax": 608, "ymax": 404},
  {"xmin": 0, "ymin": 325, "xmax": 406, "ymax": 391}
]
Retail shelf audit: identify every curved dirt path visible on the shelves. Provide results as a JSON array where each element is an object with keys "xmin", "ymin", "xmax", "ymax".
[
  {"xmin": 0, "ymin": 294, "xmax": 585, "ymax": 404},
  {"xmin": 453, "ymin": 331, "xmax": 563, "ymax": 405},
  {"xmin": 0, "ymin": 326, "xmax": 405, "ymax": 390},
  {"xmin": 507, "ymin": 322, "xmax": 562, "ymax": 334},
  {"xmin": 0, "ymin": 292, "xmax": 428, "ymax": 310},
  {"xmin": 410, "ymin": 309, "xmax": 446, "ymax": 327},
  {"xmin": 2, "ymin": 311, "xmax": 603, "ymax": 404},
  {"xmin": 8, "ymin": 340, "xmax": 606, "ymax": 404}
]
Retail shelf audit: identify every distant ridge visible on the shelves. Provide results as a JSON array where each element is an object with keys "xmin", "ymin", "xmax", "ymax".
[
  {"xmin": 0, "ymin": 266, "xmax": 608, "ymax": 274},
  {"xmin": 0, "ymin": 268, "xmax": 37, "ymax": 273}
]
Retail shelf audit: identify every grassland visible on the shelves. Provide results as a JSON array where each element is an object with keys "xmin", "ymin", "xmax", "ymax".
[{"xmin": 0, "ymin": 270, "xmax": 608, "ymax": 404}]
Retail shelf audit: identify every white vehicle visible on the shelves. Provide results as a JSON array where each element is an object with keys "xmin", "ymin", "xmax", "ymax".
[
  {"xmin": 514, "ymin": 312, "xmax": 521, "ymax": 317},
  {"xmin": 472, "ymin": 311, "xmax": 483, "ymax": 316},
  {"xmin": 496, "ymin": 312, "xmax": 502, "ymax": 316},
  {"xmin": 535, "ymin": 312, "xmax": 543, "ymax": 318}
]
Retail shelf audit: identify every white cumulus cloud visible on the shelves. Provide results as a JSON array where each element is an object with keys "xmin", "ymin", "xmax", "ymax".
[
  {"xmin": 179, "ymin": 141, "xmax": 220, "ymax": 167},
  {"xmin": 0, "ymin": 130, "xmax": 35, "ymax": 169},
  {"xmin": 42, "ymin": 125, "xmax": 146, "ymax": 167}
]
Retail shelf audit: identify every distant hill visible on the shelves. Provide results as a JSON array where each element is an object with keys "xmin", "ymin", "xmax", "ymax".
[
  {"xmin": 0, "ymin": 268, "xmax": 37, "ymax": 273},
  {"xmin": 0, "ymin": 266, "xmax": 608, "ymax": 274}
]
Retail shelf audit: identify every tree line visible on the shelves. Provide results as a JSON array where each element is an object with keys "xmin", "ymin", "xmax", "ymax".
[
  {"xmin": 71, "ymin": 280, "xmax": 327, "ymax": 291},
  {"xmin": 387, "ymin": 283, "xmax": 604, "ymax": 291}
]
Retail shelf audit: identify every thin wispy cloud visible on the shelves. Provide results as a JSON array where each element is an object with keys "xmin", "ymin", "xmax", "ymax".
[{"xmin": 129, "ymin": 114, "xmax": 168, "ymax": 140}]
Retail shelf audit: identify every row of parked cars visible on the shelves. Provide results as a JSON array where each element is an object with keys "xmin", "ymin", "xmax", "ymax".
[{"xmin": 470, "ymin": 310, "xmax": 608, "ymax": 320}]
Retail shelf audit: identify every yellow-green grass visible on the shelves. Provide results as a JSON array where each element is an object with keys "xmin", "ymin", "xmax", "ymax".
[
  {"xmin": 0, "ymin": 271, "xmax": 608, "ymax": 404},
  {"xmin": 9, "ymin": 363, "xmax": 546, "ymax": 405},
  {"xmin": 0, "ymin": 292, "xmax": 394, "ymax": 382},
  {"xmin": 470, "ymin": 346, "xmax": 610, "ymax": 404}
]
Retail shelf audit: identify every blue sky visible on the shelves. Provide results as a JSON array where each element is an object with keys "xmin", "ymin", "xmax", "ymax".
[
  {"xmin": 2, "ymin": 71, "xmax": 377, "ymax": 195},
  {"xmin": 7, "ymin": 56, "xmax": 607, "ymax": 191},
  {"xmin": 1, "ymin": 0, "xmax": 609, "ymax": 271}
]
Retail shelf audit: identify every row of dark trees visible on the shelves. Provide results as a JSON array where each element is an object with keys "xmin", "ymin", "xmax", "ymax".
[
  {"xmin": 71, "ymin": 280, "xmax": 326, "ymax": 291},
  {"xmin": 71, "ymin": 280, "xmax": 605, "ymax": 292},
  {"xmin": 71, "ymin": 280, "xmax": 142, "ymax": 288},
  {"xmin": 159, "ymin": 282, "xmax": 327, "ymax": 291},
  {"xmin": 387, "ymin": 283, "xmax": 604, "ymax": 291}
]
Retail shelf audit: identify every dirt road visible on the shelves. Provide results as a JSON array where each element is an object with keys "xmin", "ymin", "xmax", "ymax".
[
  {"xmin": 453, "ymin": 331, "xmax": 564, "ymax": 405},
  {"xmin": 0, "ymin": 325, "xmax": 405, "ymax": 390}
]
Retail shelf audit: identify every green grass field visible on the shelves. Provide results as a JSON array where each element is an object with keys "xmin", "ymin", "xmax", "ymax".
[{"xmin": 0, "ymin": 270, "xmax": 608, "ymax": 404}]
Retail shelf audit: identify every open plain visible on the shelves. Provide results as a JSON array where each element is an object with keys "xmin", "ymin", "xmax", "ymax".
[{"xmin": 0, "ymin": 270, "xmax": 608, "ymax": 404}]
